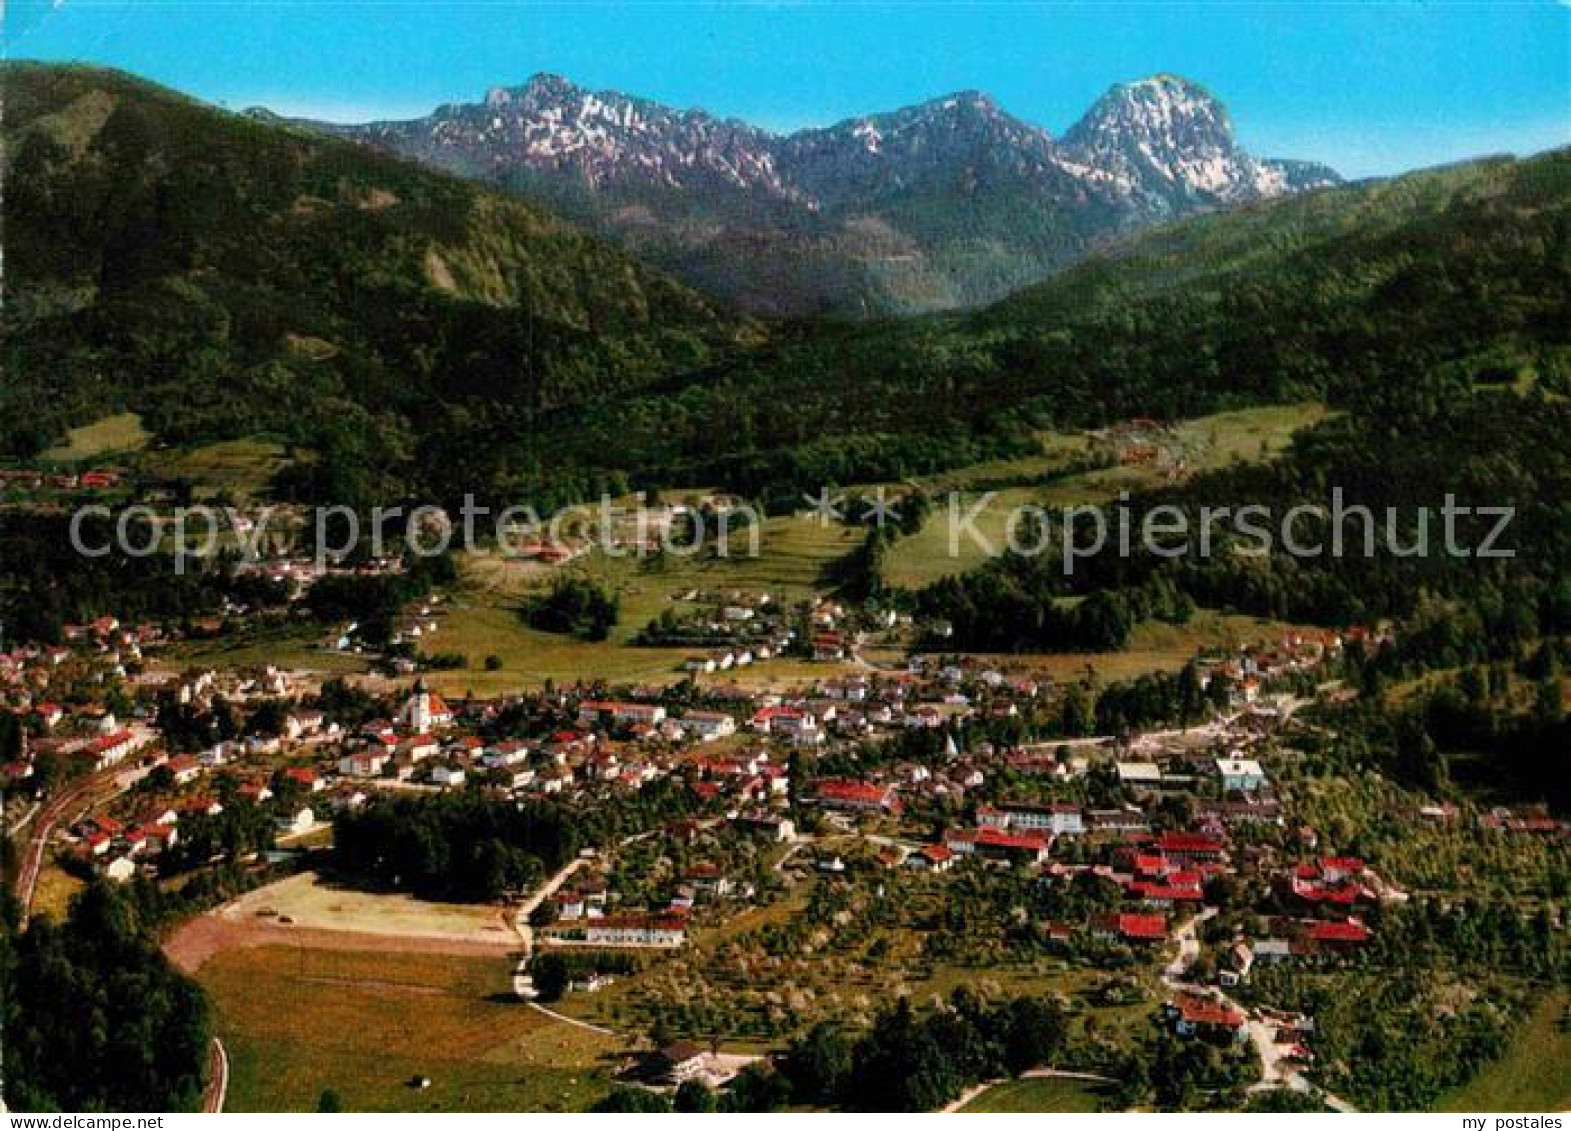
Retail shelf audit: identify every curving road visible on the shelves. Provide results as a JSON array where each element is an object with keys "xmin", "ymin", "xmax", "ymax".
[
  {"xmin": 14, "ymin": 768, "xmax": 118, "ymax": 912},
  {"xmin": 940, "ymin": 1069, "xmax": 1118, "ymax": 1113},
  {"xmin": 1161, "ymin": 911, "xmax": 1357, "ymax": 1113},
  {"xmin": 201, "ymin": 1037, "xmax": 229, "ymax": 1113}
]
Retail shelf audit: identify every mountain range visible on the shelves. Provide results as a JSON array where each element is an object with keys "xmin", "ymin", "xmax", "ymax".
[
  {"xmin": 274, "ymin": 73, "xmax": 1341, "ymax": 316},
  {"xmin": 6, "ymin": 63, "xmax": 1563, "ymax": 519}
]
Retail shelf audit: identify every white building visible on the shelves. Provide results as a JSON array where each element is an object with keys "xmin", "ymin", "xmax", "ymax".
[
  {"xmin": 683, "ymin": 711, "xmax": 737, "ymax": 741},
  {"xmin": 276, "ymin": 807, "xmax": 316, "ymax": 836},
  {"xmin": 1117, "ymin": 762, "xmax": 1164, "ymax": 789},
  {"xmin": 398, "ymin": 681, "xmax": 454, "ymax": 733},
  {"xmin": 1216, "ymin": 758, "xmax": 1267, "ymax": 793}
]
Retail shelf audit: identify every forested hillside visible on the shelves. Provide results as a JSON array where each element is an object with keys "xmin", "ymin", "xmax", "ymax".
[
  {"xmin": 526, "ymin": 150, "xmax": 1569, "ymax": 506},
  {"xmin": 4, "ymin": 63, "xmax": 1567, "ymax": 522},
  {"xmin": 1, "ymin": 63, "xmax": 751, "ymax": 506}
]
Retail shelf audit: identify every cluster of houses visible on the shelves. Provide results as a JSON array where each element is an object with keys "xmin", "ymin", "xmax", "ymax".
[
  {"xmin": 649, "ymin": 590, "xmax": 887, "ymax": 671},
  {"xmin": 0, "ymin": 620, "xmax": 172, "ymax": 789},
  {"xmin": 0, "ymin": 591, "xmax": 1463, "ymax": 1097},
  {"xmin": 549, "ymin": 913, "xmax": 689, "ymax": 948},
  {"xmin": 536, "ymin": 841, "xmax": 760, "ymax": 952},
  {"xmin": 538, "ymin": 876, "xmax": 693, "ymax": 948},
  {"xmin": 652, "ymin": 589, "xmax": 795, "ymax": 668},
  {"xmin": 1, "ymin": 603, "xmax": 1429, "ymax": 937},
  {"xmin": 71, "ymin": 809, "xmax": 181, "ymax": 882},
  {"xmin": 65, "ymin": 749, "xmax": 330, "ymax": 882},
  {"xmin": 781, "ymin": 708, "xmax": 1400, "ymax": 978},
  {"xmin": 13, "ymin": 559, "xmax": 1543, "ymax": 1105},
  {"xmin": 0, "ymin": 467, "xmax": 122, "ymax": 495},
  {"xmin": 321, "ymin": 687, "xmax": 792, "ymax": 807}
]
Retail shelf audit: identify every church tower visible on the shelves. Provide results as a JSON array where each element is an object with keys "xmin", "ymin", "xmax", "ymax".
[{"xmin": 404, "ymin": 680, "xmax": 433, "ymax": 734}]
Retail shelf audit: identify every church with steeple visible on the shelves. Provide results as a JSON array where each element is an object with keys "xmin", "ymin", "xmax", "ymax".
[{"xmin": 397, "ymin": 680, "xmax": 453, "ymax": 734}]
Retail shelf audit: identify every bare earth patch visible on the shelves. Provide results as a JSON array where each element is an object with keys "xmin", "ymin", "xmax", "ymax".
[{"xmin": 166, "ymin": 872, "xmax": 518, "ymax": 973}]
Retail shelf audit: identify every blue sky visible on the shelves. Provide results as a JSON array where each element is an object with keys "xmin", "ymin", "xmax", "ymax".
[{"xmin": 7, "ymin": 1, "xmax": 1568, "ymax": 178}]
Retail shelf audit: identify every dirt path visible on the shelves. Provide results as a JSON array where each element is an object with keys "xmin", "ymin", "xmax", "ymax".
[
  {"xmin": 200, "ymin": 1038, "xmax": 229, "ymax": 1113},
  {"xmin": 528, "ymin": 1001, "xmax": 616, "ymax": 1037},
  {"xmin": 513, "ymin": 857, "xmax": 589, "ymax": 954},
  {"xmin": 165, "ymin": 909, "xmax": 519, "ymax": 974},
  {"xmin": 509, "ymin": 856, "xmax": 590, "ymax": 999},
  {"xmin": 509, "ymin": 832, "xmax": 662, "ymax": 1009},
  {"xmin": 940, "ymin": 1069, "xmax": 1118, "ymax": 1113}
]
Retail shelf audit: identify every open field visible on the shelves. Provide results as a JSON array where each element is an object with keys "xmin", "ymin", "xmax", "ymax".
[
  {"xmin": 423, "ymin": 514, "xmax": 863, "ymax": 692},
  {"xmin": 882, "ymin": 403, "xmax": 1333, "ymax": 589},
  {"xmin": 171, "ymin": 581, "xmax": 1293, "ymax": 700},
  {"xmin": 424, "ymin": 598, "xmax": 869, "ymax": 695},
  {"xmin": 138, "ymin": 438, "xmax": 293, "ymax": 499},
  {"xmin": 1164, "ymin": 403, "xmax": 1334, "ymax": 466},
  {"xmin": 26, "ymin": 861, "xmax": 85, "ymax": 921},
  {"xmin": 171, "ymin": 408, "xmax": 1324, "ymax": 696},
  {"xmin": 170, "ymin": 624, "xmax": 374, "ymax": 682},
  {"xmin": 420, "ymin": 601, "xmax": 684, "ymax": 691},
  {"xmin": 218, "ymin": 872, "xmax": 519, "ymax": 947},
  {"xmin": 471, "ymin": 510, "xmax": 862, "ymax": 619},
  {"xmin": 195, "ymin": 945, "xmax": 622, "ymax": 1112},
  {"xmin": 916, "ymin": 610, "xmax": 1307, "ymax": 685},
  {"xmin": 958, "ymin": 1076, "xmax": 1117, "ymax": 1113},
  {"xmin": 165, "ymin": 880, "xmax": 522, "ymax": 976},
  {"xmin": 1439, "ymin": 990, "xmax": 1571, "ymax": 1112},
  {"xmin": 168, "ymin": 877, "xmax": 622, "ymax": 1111},
  {"xmin": 39, "ymin": 412, "xmax": 150, "ymax": 462},
  {"xmin": 918, "ymin": 431, "xmax": 1093, "ymax": 493}
]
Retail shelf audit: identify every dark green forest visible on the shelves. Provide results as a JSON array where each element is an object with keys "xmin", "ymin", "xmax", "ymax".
[
  {"xmin": 0, "ymin": 884, "xmax": 211, "ymax": 1112},
  {"xmin": 331, "ymin": 780, "xmax": 702, "ymax": 901}
]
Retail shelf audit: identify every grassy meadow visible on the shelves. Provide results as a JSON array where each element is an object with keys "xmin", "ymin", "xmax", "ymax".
[
  {"xmin": 423, "ymin": 510, "xmax": 864, "ymax": 692},
  {"xmin": 199, "ymin": 946, "xmax": 623, "ymax": 1112},
  {"xmin": 39, "ymin": 413, "xmax": 151, "ymax": 462},
  {"xmin": 881, "ymin": 403, "xmax": 1333, "ymax": 589},
  {"xmin": 138, "ymin": 438, "xmax": 294, "ymax": 500},
  {"xmin": 1438, "ymin": 991, "xmax": 1571, "ymax": 1113},
  {"xmin": 958, "ymin": 1076, "xmax": 1117, "ymax": 1113}
]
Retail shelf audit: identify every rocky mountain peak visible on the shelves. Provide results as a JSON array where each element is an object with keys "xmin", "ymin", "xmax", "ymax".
[
  {"xmin": 1061, "ymin": 73, "xmax": 1284, "ymax": 205},
  {"xmin": 1068, "ymin": 74, "xmax": 1233, "ymax": 145},
  {"xmin": 290, "ymin": 72, "xmax": 1340, "ymax": 315}
]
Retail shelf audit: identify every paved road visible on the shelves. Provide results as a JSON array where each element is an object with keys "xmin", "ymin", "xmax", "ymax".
[
  {"xmin": 1163, "ymin": 907, "xmax": 1215, "ymax": 981},
  {"xmin": 1160, "ymin": 911, "xmax": 1358, "ymax": 1113}
]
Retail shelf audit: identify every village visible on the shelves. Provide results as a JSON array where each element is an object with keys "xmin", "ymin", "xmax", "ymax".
[{"xmin": 3, "ymin": 573, "xmax": 1564, "ymax": 1112}]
